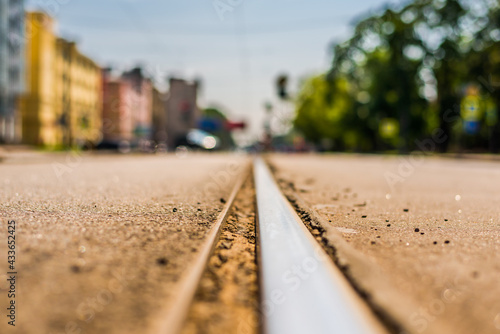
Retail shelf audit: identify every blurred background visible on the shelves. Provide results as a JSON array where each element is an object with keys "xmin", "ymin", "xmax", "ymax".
[{"xmin": 0, "ymin": 0, "xmax": 499, "ymax": 154}]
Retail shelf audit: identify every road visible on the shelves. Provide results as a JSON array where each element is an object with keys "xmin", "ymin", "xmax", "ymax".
[
  {"xmin": 0, "ymin": 152, "xmax": 249, "ymax": 334},
  {"xmin": 0, "ymin": 152, "xmax": 499, "ymax": 334},
  {"xmin": 269, "ymin": 154, "xmax": 500, "ymax": 334}
]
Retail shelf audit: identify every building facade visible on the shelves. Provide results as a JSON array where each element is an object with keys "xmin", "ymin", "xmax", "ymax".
[
  {"xmin": 102, "ymin": 67, "xmax": 153, "ymax": 146},
  {"xmin": 102, "ymin": 70, "xmax": 134, "ymax": 143},
  {"xmin": 20, "ymin": 12, "xmax": 101, "ymax": 147},
  {"xmin": 0, "ymin": 0, "xmax": 25, "ymax": 143},
  {"xmin": 166, "ymin": 78, "xmax": 201, "ymax": 149},
  {"xmin": 152, "ymin": 87, "xmax": 167, "ymax": 145},
  {"xmin": 122, "ymin": 67, "xmax": 153, "ymax": 141},
  {"xmin": 153, "ymin": 87, "xmax": 167, "ymax": 147},
  {"xmin": 54, "ymin": 38, "xmax": 102, "ymax": 147},
  {"xmin": 20, "ymin": 12, "xmax": 56, "ymax": 145}
]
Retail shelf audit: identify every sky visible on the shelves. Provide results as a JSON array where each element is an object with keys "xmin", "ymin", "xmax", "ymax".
[{"xmin": 26, "ymin": 0, "xmax": 407, "ymax": 145}]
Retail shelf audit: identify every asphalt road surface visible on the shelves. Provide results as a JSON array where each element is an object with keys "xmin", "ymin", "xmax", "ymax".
[
  {"xmin": 0, "ymin": 151, "xmax": 499, "ymax": 334},
  {"xmin": 0, "ymin": 152, "xmax": 249, "ymax": 334},
  {"xmin": 269, "ymin": 154, "xmax": 500, "ymax": 334}
]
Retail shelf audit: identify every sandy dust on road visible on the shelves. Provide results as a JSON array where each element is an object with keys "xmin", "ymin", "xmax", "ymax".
[
  {"xmin": 269, "ymin": 154, "xmax": 500, "ymax": 334},
  {"xmin": 0, "ymin": 153, "xmax": 249, "ymax": 334},
  {"xmin": 182, "ymin": 174, "xmax": 259, "ymax": 334}
]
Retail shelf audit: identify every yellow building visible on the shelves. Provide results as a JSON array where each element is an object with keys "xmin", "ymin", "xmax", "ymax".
[
  {"xmin": 20, "ymin": 12, "xmax": 102, "ymax": 148},
  {"xmin": 54, "ymin": 38, "xmax": 102, "ymax": 147}
]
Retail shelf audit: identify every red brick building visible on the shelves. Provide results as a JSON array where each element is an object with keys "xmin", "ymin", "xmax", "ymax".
[{"xmin": 101, "ymin": 68, "xmax": 153, "ymax": 147}]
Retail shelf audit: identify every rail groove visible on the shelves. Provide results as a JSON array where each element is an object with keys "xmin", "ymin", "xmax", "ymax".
[{"xmin": 151, "ymin": 163, "xmax": 250, "ymax": 334}]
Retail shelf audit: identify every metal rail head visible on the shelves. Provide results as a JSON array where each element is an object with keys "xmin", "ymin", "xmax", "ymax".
[{"xmin": 253, "ymin": 158, "xmax": 385, "ymax": 334}]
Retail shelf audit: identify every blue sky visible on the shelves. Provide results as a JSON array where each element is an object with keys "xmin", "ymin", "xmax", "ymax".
[{"xmin": 27, "ymin": 0, "xmax": 406, "ymax": 143}]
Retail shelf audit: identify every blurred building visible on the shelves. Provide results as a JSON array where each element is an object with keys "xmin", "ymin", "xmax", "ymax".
[
  {"xmin": 20, "ymin": 12, "xmax": 101, "ymax": 147},
  {"xmin": 0, "ymin": 0, "xmax": 25, "ymax": 143},
  {"xmin": 152, "ymin": 87, "xmax": 167, "ymax": 145},
  {"xmin": 102, "ymin": 70, "xmax": 134, "ymax": 145},
  {"xmin": 101, "ymin": 67, "xmax": 153, "ymax": 146},
  {"xmin": 54, "ymin": 38, "xmax": 102, "ymax": 147},
  {"xmin": 165, "ymin": 78, "xmax": 201, "ymax": 149},
  {"xmin": 122, "ymin": 67, "xmax": 153, "ymax": 141}
]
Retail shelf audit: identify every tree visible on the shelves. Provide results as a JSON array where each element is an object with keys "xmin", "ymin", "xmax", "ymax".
[
  {"xmin": 294, "ymin": 0, "xmax": 500, "ymax": 152},
  {"xmin": 294, "ymin": 74, "xmax": 353, "ymax": 149}
]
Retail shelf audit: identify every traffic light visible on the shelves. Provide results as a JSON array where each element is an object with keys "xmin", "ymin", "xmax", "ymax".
[{"xmin": 276, "ymin": 74, "xmax": 288, "ymax": 100}]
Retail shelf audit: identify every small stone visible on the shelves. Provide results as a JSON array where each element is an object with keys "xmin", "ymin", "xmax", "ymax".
[
  {"xmin": 173, "ymin": 208, "xmax": 177, "ymax": 212},
  {"xmin": 403, "ymin": 209, "xmax": 409, "ymax": 212},
  {"xmin": 414, "ymin": 228, "xmax": 420, "ymax": 232},
  {"xmin": 371, "ymin": 241, "xmax": 376, "ymax": 245},
  {"xmin": 444, "ymin": 219, "xmax": 448, "ymax": 221},
  {"xmin": 433, "ymin": 241, "xmax": 437, "ymax": 245},
  {"xmin": 420, "ymin": 232, "xmax": 424, "ymax": 235},
  {"xmin": 220, "ymin": 198, "xmax": 226, "ymax": 204},
  {"xmin": 362, "ymin": 215, "xmax": 367, "ymax": 218},
  {"xmin": 387, "ymin": 224, "xmax": 391, "ymax": 227},
  {"xmin": 444, "ymin": 240, "xmax": 450, "ymax": 244},
  {"xmin": 211, "ymin": 256, "xmax": 223, "ymax": 268},
  {"xmin": 156, "ymin": 257, "xmax": 168, "ymax": 266}
]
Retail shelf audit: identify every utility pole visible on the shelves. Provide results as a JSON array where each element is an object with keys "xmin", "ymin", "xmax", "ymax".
[{"xmin": 263, "ymin": 101, "xmax": 273, "ymax": 151}]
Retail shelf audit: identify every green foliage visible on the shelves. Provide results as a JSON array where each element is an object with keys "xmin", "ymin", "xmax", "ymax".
[
  {"xmin": 203, "ymin": 107, "xmax": 228, "ymax": 120},
  {"xmin": 295, "ymin": 0, "xmax": 500, "ymax": 152},
  {"xmin": 294, "ymin": 75, "xmax": 352, "ymax": 147}
]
